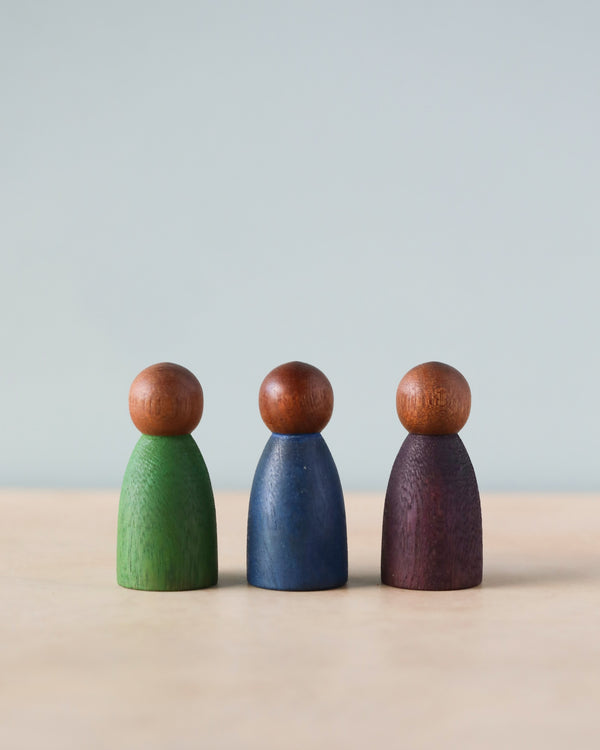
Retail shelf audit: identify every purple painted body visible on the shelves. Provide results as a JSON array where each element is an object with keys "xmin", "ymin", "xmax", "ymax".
[{"xmin": 381, "ymin": 434, "xmax": 482, "ymax": 590}]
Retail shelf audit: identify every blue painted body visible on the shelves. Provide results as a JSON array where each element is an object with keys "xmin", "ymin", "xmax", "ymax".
[{"xmin": 247, "ymin": 433, "xmax": 348, "ymax": 591}]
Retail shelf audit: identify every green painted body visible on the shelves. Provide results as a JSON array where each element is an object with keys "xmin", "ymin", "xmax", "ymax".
[{"xmin": 117, "ymin": 434, "xmax": 218, "ymax": 591}]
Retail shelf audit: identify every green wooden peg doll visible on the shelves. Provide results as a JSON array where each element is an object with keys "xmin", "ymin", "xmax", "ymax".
[{"xmin": 117, "ymin": 363, "xmax": 218, "ymax": 590}]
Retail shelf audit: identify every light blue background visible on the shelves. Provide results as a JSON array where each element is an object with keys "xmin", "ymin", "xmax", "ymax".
[{"xmin": 2, "ymin": 2, "xmax": 598, "ymax": 490}]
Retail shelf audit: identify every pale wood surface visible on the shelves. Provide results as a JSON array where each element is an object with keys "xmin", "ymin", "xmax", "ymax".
[{"xmin": 1, "ymin": 491, "xmax": 599, "ymax": 749}]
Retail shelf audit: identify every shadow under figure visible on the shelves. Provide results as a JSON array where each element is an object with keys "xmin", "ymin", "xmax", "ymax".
[{"xmin": 381, "ymin": 362, "xmax": 482, "ymax": 591}]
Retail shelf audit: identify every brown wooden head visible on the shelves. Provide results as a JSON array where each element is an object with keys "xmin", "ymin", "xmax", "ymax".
[
  {"xmin": 129, "ymin": 362, "xmax": 204, "ymax": 436},
  {"xmin": 396, "ymin": 361, "xmax": 471, "ymax": 435},
  {"xmin": 259, "ymin": 361, "xmax": 334, "ymax": 434}
]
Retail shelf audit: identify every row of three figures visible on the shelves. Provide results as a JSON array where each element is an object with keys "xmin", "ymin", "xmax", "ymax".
[{"xmin": 117, "ymin": 361, "xmax": 482, "ymax": 592}]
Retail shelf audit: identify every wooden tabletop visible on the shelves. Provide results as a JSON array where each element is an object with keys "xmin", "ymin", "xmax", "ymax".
[{"xmin": 1, "ymin": 491, "xmax": 599, "ymax": 749}]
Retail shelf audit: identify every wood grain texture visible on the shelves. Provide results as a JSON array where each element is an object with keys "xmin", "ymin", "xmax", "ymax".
[
  {"xmin": 259, "ymin": 361, "xmax": 333, "ymax": 434},
  {"xmin": 129, "ymin": 362, "xmax": 203, "ymax": 436},
  {"xmin": 381, "ymin": 434, "xmax": 482, "ymax": 590},
  {"xmin": 247, "ymin": 434, "xmax": 348, "ymax": 590},
  {"xmin": 396, "ymin": 361, "xmax": 471, "ymax": 435},
  {"xmin": 117, "ymin": 434, "xmax": 218, "ymax": 590}
]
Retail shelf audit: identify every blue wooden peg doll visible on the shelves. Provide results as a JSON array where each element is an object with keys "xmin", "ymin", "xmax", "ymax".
[{"xmin": 247, "ymin": 361, "xmax": 348, "ymax": 591}]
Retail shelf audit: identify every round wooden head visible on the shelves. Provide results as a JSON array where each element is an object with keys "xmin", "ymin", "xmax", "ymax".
[
  {"xmin": 259, "ymin": 361, "xmax": 334, "ymax": 434},
  {"xmin": 129, "ymin": 362, "xmax": 204, "ymax": 436},
  {"xmin": 396, "ymin": 361, "xmax": 471, "ymax": 435}
]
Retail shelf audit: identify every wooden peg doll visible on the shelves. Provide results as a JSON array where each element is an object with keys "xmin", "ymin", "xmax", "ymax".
[
  {"xmin": 381, "ymin": 362, "xmax": 482, "ymax": 590},
  {"xmin": 117, "ymin": 363, "xmax": 218, "ymax": 591},
  {"xmin": 247, "ymin": 361, "xmax": 348, "ymax": 591}
]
